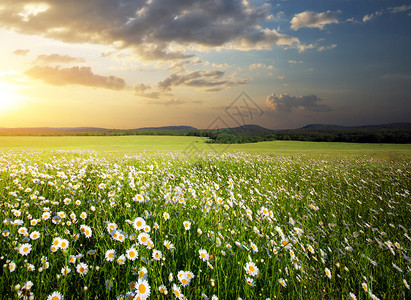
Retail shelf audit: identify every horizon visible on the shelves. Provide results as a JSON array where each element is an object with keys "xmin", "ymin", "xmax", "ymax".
[
  {"xmin": 0, "ymin": 0, "xmax": 410, "ymax": 129},
  {"xmin": 1, "ymin": 121, "xmax": 410, "ymax": 132}
]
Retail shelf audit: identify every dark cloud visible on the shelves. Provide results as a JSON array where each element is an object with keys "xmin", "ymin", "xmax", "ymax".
[
  {"xmin": 265, "ymin": 93, "xmax": 331, "ymax": 112},
  {"xmin": 0, "ymin": 0, "xmax": 301, "ymax": 60},
  {"xmin": 24, "ymin": 65, "xmax": 126, "ymax": 90},
  {"xmin": 133, "ymin": 84, "xmax": 161, "ymax": 99},
  {"xmin": 33, "ymin": 54, "xmax": 85, "ymax": 64},
  {"xmin": 134, "ymin": 83, "xmax": 151, "ymax": 92},
  {"xmin": 158, "ymin": 70, "xmax": 246, "ymax": 92},
  {"xmin": 13, "ymin": 49, "xmax": 30, "ymax": 56}
]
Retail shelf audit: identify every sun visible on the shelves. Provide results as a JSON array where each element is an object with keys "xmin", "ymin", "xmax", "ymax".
[{"xmin": 0, "ymin": 81, "xmax": 22, "ymax": 114}]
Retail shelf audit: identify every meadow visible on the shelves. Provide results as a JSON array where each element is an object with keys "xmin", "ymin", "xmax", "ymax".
[{"xmin": 0, "ymin": 137, "xmax": 410, "ymax": 299}]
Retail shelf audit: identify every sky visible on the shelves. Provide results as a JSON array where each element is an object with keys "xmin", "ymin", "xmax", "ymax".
[{"xmin": 0, "ymin": 0, "xmax": 410, "ymax": 130}]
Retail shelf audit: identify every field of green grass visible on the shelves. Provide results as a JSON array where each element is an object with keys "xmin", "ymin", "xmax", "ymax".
[
  {"xmin": 1, "ymin": 136, "xmax": 410, "ymax": 155},
  {"xmin": 0, "ymin": 137, "xmax": 410, "ymax": 299}
]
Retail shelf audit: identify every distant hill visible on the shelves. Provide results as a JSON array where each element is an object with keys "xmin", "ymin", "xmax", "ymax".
[
  {"xmin": 0, "ymin": 123, "xmax": 410, "ymax": 143},
  {"xmin": 0, "ymin": 126, "xmax": 197, "ymax": 136},
  {"xmin": 135, "ymin": 126, "xmax": 197, "ymax": 131}
]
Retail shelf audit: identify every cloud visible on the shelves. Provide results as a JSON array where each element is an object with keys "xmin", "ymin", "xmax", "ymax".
[
  {"xmin": 362, "ymin": 11, "xmax": 383, "ymax": 23},
  {"xmin": 134, "ymin": 83, "xmax": 151, "ymax": 92},
  {"xmin": 13, "ymin": 49, "xmax": 30, "ymax": 56},
  {"xmin": 158, "ymin": 70, "xmax": 247, "ymax": 92},
  {"xmin": 148, "ymin": 99, "xmax": 187, "ymax": 106},
  {"xmin": 249, "ymin": 63, "xmax": 274, "ymax": 70},
  {"xmin": 265, "ymin": 93, "xmax": 331, "ymax": 112},
  {"xmin": 318, "ymin": 44, "xmax": 337, "ymax": 51},
  {"xmin": 33, "ymin": 54, "xmax": 85, "ymax": 64},
  {"xmin": 133, "ymin": 84, "xmax": 161, "ymax": 99},
  {"xmin": 288, "ymin": 60, "xmax": 303, "ymax": 65},
  {"xmin": 24, "ymin": 65, "xmax": 126, "ymax": 90},
  {"xmin": 388, "ymin": 5, "xmax": 411, "ymax": 14},
  {"xmin": 290, "ymin": 11, "xmax": 340, "ymax": 30},
  {"xmin": 0, "ymin": 0, "xmax": 302, "ymax": 60}
]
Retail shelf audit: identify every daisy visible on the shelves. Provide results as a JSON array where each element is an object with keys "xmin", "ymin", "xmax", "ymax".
[
  {"xmin": 29, "ymin": 231, "xmax": 40, "ymax": 240},
  {"xmin": 139, "ymin": 267, "xmax": 148, "ymax": 279},
  {"xmin": 307, "ymin": 245, "xmax": 315, "ymax": 254},
  {"xmin": 169, "ymin": 272, "xmax": 173, "ymax": 282},
  {"xmin": 84, "ymin": 226, "xmax": 92, "ymax": 238},
  {"xmin": 117, "ymin": 254, "xmax": 126, "ymax": 265},
  {"xmin": 52, "ymin": 238, "xmax": 61, "ymax": 249},
  {"xmin": 152, "ymin": 250, "xmax": 162, "ymax": 261},
  {"xmin": 133, "ymin": 194, "xmax": 144, "ymax": 203},
  {"xmin": 244, "ymin": 261, "xmax": 259, "ymax": 277},
  {"xmin": 280, "ymin": 238, "xmax": 292, "ymax": 249},
  {"xmin": 18, "ymin": 227, "xmax": 28, "ymax": 235},
  {"xmin": 8, "ymin": 262, "xmax": 16, "ymax": 272},
  {"xmin": 163, "ymin": 240, "xmax": 175, "ymax": 251},
  {"xmin": 163, "ymin": 212, "xmax": 170, "ymax": 221},
  {"xmin": 47, "ymin": 291, "xmax": 63, "ymax": 300},
  {"xmin": 27, "ymin": 264, "xmax": 35, "ymax": 272},
  {"xmin": 246, "ymin": 277, "xmax": 255, "ymax": 286},
  {"xmin": 325, "ymin": 267, "xmax": 332, "ymax": 279},
  {"xmin": 250, "ymin": 242, "xmax": 258, "ymax": 253},
  {"xmin": 134, "ymin": 278, "xmax": 151, "ymax": 300},
  {"xmin": 199, "ymin": 249, "xmax": 209, "ymax": 262},
  {"xmin": 69, "ymin": 255, "xmax": 77, "ymax": 264},
  {"xmin": 278, "ymin": 278, "xmax": 287, "ymax": 288},
  {"xmin": 348, "ymin": 292, "xmax": 357, "ymax": 300},
  {"xmin": 137, "ymin": 232, "xmax": 150, "ymax": 246},
  {"xmin": 126, "ymin": 247, "xmax": 138, "ymax": 261},
  {"xmin": 158, "ymin": 284, "xmax": 167, "ymax": 294},
  {"xmin": 59, "ymin": 239, "xmax": 69, "ymax": 250},
  {"xmin": 143, "ymin": 225, "xmax": 151, "ymax": 233},
  {"xmin": 133, "ymin": 217, "xmax": 146, "ymax": 231},
  {"xmin": 183, "ymin": 221, "xmax": 191, "ymax": 230},
  {"xmin": 172, "ymin": 284, "xmax": 184, "ymax": 300},
  {"xmin": 80, "ymin": 212, "xmax": 87, "ymax": 220},
  {"xmin": 362, "ymin": 282, "xmax": 368, "ymax": 292},
  {"xmin": 19, "ymin": 243, "xmax": 32, "ymax": 256},
  {"xmin": 178, "ymin": 272, "xmax": 190, "ymax": 287},
  {"xmin": 107, "ymin": 222, "xmax": 117, "ymax": 233},
  {"xmin": 76, "ymin": 262, "xmax": 89, "ymax": 276},
  {"xmin": 61, "ymin": 266, "xmax": 71, "ymax": 276},
  {"xmin": 105, "ymin": 249, "xmax": 116, "ymax": 261},
  {"xmin": 186, "ymin": 271, "xmax": 195, "ymax": 280}
]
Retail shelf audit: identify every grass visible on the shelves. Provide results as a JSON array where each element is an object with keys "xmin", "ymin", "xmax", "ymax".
[
  {"xmin": 0, "ymin": 136, "xmax": 410, "ymax": 155},
  {"xmin": 0, "ymin": 138, "xmax": 410, "ymax": 299}
]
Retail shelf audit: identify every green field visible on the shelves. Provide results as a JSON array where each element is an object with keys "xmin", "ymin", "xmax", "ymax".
[
  {"xmin": 0, "ymin": 138, "xmax": 410, "ymax": 299},
  {"xmin": 1, "ymin": 136, "xmax": 410, "ymax": 155}
]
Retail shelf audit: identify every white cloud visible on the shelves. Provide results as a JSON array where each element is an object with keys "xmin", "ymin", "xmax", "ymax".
[
  {"xmin": 318, "ymin": 44, "xmax": 337, "ymax": 52},
  {"xmin": 249, "ymin": 63, "xmax": 274, "ymax": 70},
  {"xmin": 388, "ymin": 5, "xmax": 411, "ymax": 14},
  {"xmin": 24, "ymin": 65, "xmax": 126, "ymax": 90},
  {"xmin": 362, "ymin": 11, "xmax": 383, "ymax": 23},
  {"xmin": 290, "ymin": 11, "xmax": 340, "ymax": 30}
]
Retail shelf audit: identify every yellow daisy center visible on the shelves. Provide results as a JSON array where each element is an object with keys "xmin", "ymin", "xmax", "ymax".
[{"xmin": 138, "ymin": 283, "xmax": 146, "ymax": 294}]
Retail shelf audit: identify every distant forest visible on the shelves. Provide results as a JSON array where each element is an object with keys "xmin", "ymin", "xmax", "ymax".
[{"xmin": 0, "ymin": 123, "xmax": 410, "ymax": 144}]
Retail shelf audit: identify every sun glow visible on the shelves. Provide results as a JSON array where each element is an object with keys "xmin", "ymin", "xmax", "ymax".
[{"xmin": 0, "ymin": 82, "xmax": 23, "ymax": 114}]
